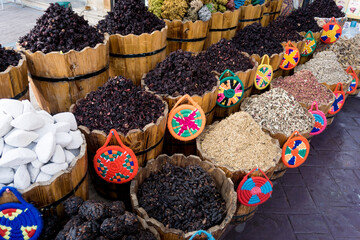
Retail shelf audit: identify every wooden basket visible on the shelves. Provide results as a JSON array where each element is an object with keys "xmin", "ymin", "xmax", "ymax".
[
  {"xmin": 0, "ymin": 52, "xmax": 29, "ymax": 100},
  {"xmin": 203, "ymin": 9, "xmax": 240, "ymax": 50},
  {"xmin": 0, "ymin": 134, "xmax": 88, "ymax": 216},
  {"xmin": 238, "ymin": 4, "xmax": 264, "ymax": 30},
  {"xmin": 212, "ymin": 55, "xmax": 258, "ymax": 118},
  {"xmin": 130, "ymin": 154, "xmax": 237, "ymax": 240},
  {"xmin": 138, "ymin": 216, "xmax": 161, "ymax": 240},
  {"xmin": 18, "ymin": 34, "xmax": 110, "ymax": 114},
  {"xmin": 165, "ymin": 19, "xmax": 210, "ymax": 55},
  {"xmin": 261, "ymin": 0, "xmax": 282, "ymax": 27},
  {"xmin": 108, "ymin": 26, "xmax": 167, "ymax": 86}
]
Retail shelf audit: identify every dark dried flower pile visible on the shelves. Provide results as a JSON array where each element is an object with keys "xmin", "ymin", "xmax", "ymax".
[
  {"xmin": 230, "ymin": 23, "xmax": 284, "ymax": 56},
  {"xmin": 307, "ymin": 0, "xmax": 345, "ymax": 18},
  {"xmin": 19, "ymin": 3, "xmax": 104, "ymax": 54},
  {"xmin": 0, "ymin": 45, "xmax": 21, "ymax": 72},
  {"xmin": 138, "ymin": 163, "xmax": 226, "ymax": 232},
  {"xmin": 265, "ymin": 17, "xmax": 304, "ymax": 43},
  {"xmin": 144, "ymin": 50, "xmax": 218, "ymax": 97},
  {"xmin": 56, "ymin": 197, "xmax": 156, "ymax": 240},
  {"xmin": 72, "ymin": 76, "xmax": 165, "ymax": 135},
  {"xmin": 97, "ymin": 0, "xmax": 165, "ymax": 36},
  {"xmin": 196, "ymin": 39, "xmax": 255, "ymax": 73}
]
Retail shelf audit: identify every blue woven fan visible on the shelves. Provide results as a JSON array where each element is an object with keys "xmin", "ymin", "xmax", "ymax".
[{"xmin": 189, "ymin": 230, "xmax": 215, "ymax": 240}]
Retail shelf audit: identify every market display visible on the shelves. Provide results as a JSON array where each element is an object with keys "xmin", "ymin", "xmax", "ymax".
[
  {"xmin": 97, "ymin": 0, "xmax": 165, "ymax": 36},
  {"xmin": 0, "ymin": 45, "xmax": 21, "ymax": 72},
  {"xmin": 18, "ymin": 3, "xmax": 104, "ymax": 53},
  {"xmin": 72, "ymin": 76, "xmax": 165, "ymax": 135},
  {"xmin": 329, "ymin": 34, "xmax": 360, "ymax": 69},
  {"xmin": 0, "ymin": 99, "xmax": 82, "ymax": 190},
  {"xmin": 143, "ymin": 50, "xmax": 218, "ymax": 96},
  {"xmin": 199, "ymin": 112, "xmax": 280, "ymax": 172},
  {"xmin": 241, "ymin": 88, "xmax": 314, "ymax": 136},
  {"xmin": 137, "ymin": 162, "xmax": 226, "ymax": 232}
]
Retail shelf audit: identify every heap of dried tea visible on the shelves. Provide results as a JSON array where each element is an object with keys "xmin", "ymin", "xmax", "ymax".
[
  {"xmin": 200, "ymin": 112, "xmax": 281, "ymax": 172},
  {"xmin": 295, "ymin": 51, "xmax": 352, "ymax": 85},
  {"xmin": 137, "ymin": 163, "xmax": 226, "ymax": 232},
  {"xmin": 329, "ymin": 34, "xmax": 360, "ymax": 70},
  {"xmin": 242, "ymin": 88, "xmax": 313, "ymax": 136},
  {"xmin": 0, "ymin": 45, "xmax": 21, "ymax": 72},
  {"xmin": 272, "ymin": 70, "xmax": 334, "ymax": 105}
]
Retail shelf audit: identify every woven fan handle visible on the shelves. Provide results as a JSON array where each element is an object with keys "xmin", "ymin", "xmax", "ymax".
[
  {"xmin": 288, "ymin": 130, "xmax": 301, "ymax": 141},
  {"xmin": 310, "ymin": 101, "xmax": 319, "ymax": 112},
  {"xmin": 286, "ymin": 41, "xmax": 297, "ymax": 49},
  {"xmin": 172, "ymin": 94, "xmax": 200, "ymax": 110},
  {"xmin": 219, "ymin": 69, "xmax": 236, "ymax": 80},
  {"xmin": 244, "ymin": 168, "xmax": 271, "ymax": 182},
  {"xmin": 99, "ymin": 129, "xmax": 127, "ymax": 152},
  {"xmin": 260, "ymin": 55, "xmax": 270, "ymax": 65},
  {"xmin": 330, "ymin": 17, "xmax": 337, "ymax": 24},
  {"xmin": 335, "ymin": 82, "xmax": 344, "ymax": 92},
  {"xmin": 0, "ymin": 186, "xmax": 27, "ymax": 205},
  {"xmin": 189, "ymin": 230, "xmax": 215, "ymax": 240},
  {"xmin": 306, "ymin": 31, "xmax": 315, "ymax": 39},
  {"xmin": 346, "ymin": 66, "xmax": 355, "ymax": 75}
]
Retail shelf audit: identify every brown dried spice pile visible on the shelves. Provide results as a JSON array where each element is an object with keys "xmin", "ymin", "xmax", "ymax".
[
  {"xmin": 200, "ymin": 112, "xmax": 281, "ymax": 172},
  {"xmin": 272, "ymin": 70, "xmax": 334, "ymax": 106},
  {"xmin": 242, "ymin": 88, "xmax": 313, "ymax": 136},
  {"xmin": 295, "ymin": 51, "xmax": 352, "ymax": 85},
  {"xmin": 329, "ymin": 34, "xmax": 360, "ymax": 70}
]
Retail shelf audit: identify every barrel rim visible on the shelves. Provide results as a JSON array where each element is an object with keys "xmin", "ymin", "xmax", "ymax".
[
  {"xmin": 210, "ymin": 8, "xmax": 240, "ymax": 17},
  {"xmin": 0, "ymin": 51, "xmax": 26, "ymax": 75},
  {"xmin": 69, "ymin": 93, "xmax": 169, "ymax": 138},
  {"xmin": 16, "ymin": 33, "xmax": 109, "ymax": 56},
  {"xmin": 19, "ymin": 133, "xmax": 87, "ymax": 193},
  {"xmin": 106, "ymin": 25, "xmax": 167, "ymax": 40},
  {"xmin": 164, "ymin": 18, "xmax": 210, "ymax": 25}
]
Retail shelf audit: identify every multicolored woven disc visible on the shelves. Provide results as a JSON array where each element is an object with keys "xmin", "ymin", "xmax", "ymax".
[
  {"xmin": 321, "ymin": 17, "xmax": 342, "ymax": 44},
  {"xmin": 0, "ymin": 187, "xmax": 43, "ymax": 240},
  {"xmin": 328, "ymin": 83, "xmax": 345, "ymax": 115},
  {"xmin": 189, "ymin": 230, "xmax": 215, "ymax": 240},
  {"xmin": 282, "ymin": 131, "xmax": 310, "ymax": 168},
  {"xmin": 308, "ymin": 102, "xmax": 327, "ymax": 136},
  {"xmin": 346, "ymin": 66, "xmax": 359, "ymax": 94},
  {"xmin": 254, "ymin": 55, "xmax": 273, "ymax": 90},
  {"xmin": 237, "ymin": 168, "xmax": 273, "ymax": 207},
  {"xmin": 280, "ymin": 42, "xmax": 300, "ymax": 70},
  {"xmin": 217, "ymin": 76, "xmax": 244, "ymax": 108},
  {"xmin": 301, "ymin": 31, "xmax": 317, "ymax": 56}
]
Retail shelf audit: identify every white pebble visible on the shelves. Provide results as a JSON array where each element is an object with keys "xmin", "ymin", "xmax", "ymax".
[
  {"xmin": 41, "ymin": 162, "xmax": 68, "ymax": 175},
  {"xmin": 14, "ymin": 165, "xmax": 31, "ymax": 190},
  {"xmin": 54, "ymin": 112, "xmax": 77, "ymax": 131},
  {"xmin": 4, "ymin": 129, "xmax": 38, "ymax": 147},
  {"xmin": 35, "ymin": 132, "xmax": 56, "ymax": 163},
  {"xmin": 31, "ymin": 159, "xmax": 44, "ymax": 169},
  {"xmin": 0, "ymin": 148, "xmax": 37, "ymax": 167},
  {"xmin": 0, "ymin": 113, "xmax": 13, "ymax": 137},
  {"xmin": 55, "ymin": 132, "xmax": 72, "ymax": 147},
  {"xmin": 27, "ymin": 164, "xmax": 40, "ymax": 183},
  {"xmin": 55, "ymin": 122, "xmax": 70, "ymax": 133},
  {"xmin": 51, "ymin": 145, "xmax": 65, "ymax": 163},
  {"xmin": 11, "ymin": 112, "xmax": 44, "ymax": 130},
  {"xmin": 36, "ymin": 110, "xmax": 54, "ymax": 125},
  {"xmin": 0, "ymin": 167, "xmax": 14, "ymax": 184},
  {"xmin": 36, "ymin": 172, "xmax": 52, "ymax": 182},
  {"xmin": 0, "ymin": 99, "xmax": 23, "ymax": 118},
  {"xmin": 22, "ymin": 100, "xmax": 36, "ymax": 113},
  {"xmin": 26, "ymin": 142, "xmax": 36, "ymax": 150},
  {"xmin": 69, "ymin": 148, "xmax": 80, "ymax": 157},
  {"xmin": 66, "ymin": 130, "xmax": 82, "ymax": 149},
  {"xmin": 2, "ymin": 144, "xmax": 15, "ymax": 155},
  {"xmin": 33, "ymin": 124, "xmax": 56, "ymax": 143},
  {"xmin": 0, "ymin": 138, "xmax": 3, "ymax": 156},
  {"xmin": 64, "ymin": 150, "xmax": 75, "ymax": 164}
]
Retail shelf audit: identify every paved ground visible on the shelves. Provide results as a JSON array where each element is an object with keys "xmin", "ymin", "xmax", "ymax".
[{"xmin": 221, "ymin": 96, "xmax": 360, "ymax": 240}]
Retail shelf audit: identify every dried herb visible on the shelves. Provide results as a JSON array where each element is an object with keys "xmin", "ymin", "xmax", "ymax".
[
  {"xmin": 19, "ymin": 3, "xmax": 104, "ymax": 54},
  {"xmin": 272, "ymin": 70, "xmax": 335, "ymax": 105},
  {"xmin": 39, "ymin": 215, "xmax": 62, "ymax": 240},
  {"xmin": 196, "ymin": 39, "xmax": 254, "ymax": 73},
  {"xmin": 137, "ymin": 163, "xmax": 226, "ymax": 232},
  {"xmin": 72, "ymin": 76, "xmax": 165, "ymax": 135},
  {"xmin": 307, "ymin": 0, "xmax": 345, "ymax": 18},
  {"xmin": 200, "ymin": 112, "xmax": 280, "ymax": 172},
  {"xmin": 79, "ymin": 200, "xmax": 108, "ymax": 222},
  {"xmin": 63, "ymin": 196, "xmax": 84, "ymax": 216},
  {"xmin": 144, "ymin": 50, "xmax": 218, "ymax": 97},
  {"xmin": 0, "ymin": 45, "xmax": 21, "ymax": 72},
  {"xmin": 266, "ymin": 16, "xmax": 304, "ymax": 43},
  {"xmin": 97, "ymin": 0, "xmax": 165, "ymax": 36},
  {"xmin": 329, "ymin": 34, "xmax": 360, "ymax": 69}
]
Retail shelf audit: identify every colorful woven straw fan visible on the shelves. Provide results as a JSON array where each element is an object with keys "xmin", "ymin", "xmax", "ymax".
[
  {"xmin": 308, "ymin": 101, "xmax": 327, "ymax": 136},
  {"xmin": 328, "ymin": 82, "xmax": 345, "ymax": 115},
  {"xmin": 217, "ymin": 69, "xmax": 244, "ymax": 108},
  {"xmin": 320, "ymin": 17, "xmax": 342, "ymax": 44},
  {"xmin": 254, "ymin": 54, "xmax": 273, "ymax": 90},
  {"xmin": 346, "ymin": 66, "xmax": 359, "ymax": 94},
  {"xmin": 280, "ymin": 41, "xmax": 300, "ymax": 70},
  {"xmin": 168, "ymin": 95, "xmax": 206, "ymax": 141},
  {"xmin": 282, "ymin": 131, "xmax": 310, "ymax": 168},
  {"xmin": 189, "ymin": 230, "xmax": 215, "ymax": 240},
  {"xmin": 93, "ymin": 129, "xmax": 138, "ymax": 184},
  {"xmin": 300, "ymin": 31, "xmax": 317, "ymax": 57},
  {"xmin": 0, "ymin": 187, "xmax": 43, "ymax": 240},
  {"xmin": 237, "ymin": 168, "xmax": 273, "ymax": 207}
]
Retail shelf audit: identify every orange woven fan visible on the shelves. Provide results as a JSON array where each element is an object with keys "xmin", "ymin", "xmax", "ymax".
[
  {"xmin": 280, "ymin": 41, "xmax": 300, "ymax": 70},
  {"xmin": 282, "ymin": 131, "xmax": 310, "ymax": 168}
]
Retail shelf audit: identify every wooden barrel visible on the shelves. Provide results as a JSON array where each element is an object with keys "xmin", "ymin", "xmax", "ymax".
[
  {"xmin": 18, "ymin": 34, "xmax": 110, "ymax": 114},
  {"xmin": 273, "ymin": 0, "xmax": 283, "ymax": 20},
  {"xmin": 212, "ymin": 55, "xmax": 258, "ymax": 119},
  {"xmin": 203, "ymin": 9, "xmax": 240, "ymax": 50},
  {"xmin": 165, "ymin": 19, "xmax": 210, "ymax": 55},
  {"xmin": 0, "ymin": 52, "xmax": 29, "ymax": 100},
  {"xmin": 196, "ymin": 123, "xmax": 281, "ymax": 223},
  {"xmin": 260, "ymin": 0, "xmax": 272, "ymax": 27},
  {"xmin": 0, "ymin": 134, "xmax": 88, "ymax": 217},
  {"xmin": 130, "ymin": 154, "xmax": 237, "ymax": 240},
  {"xmin": 238, "ymin": 4, "xmax": 264, "ymax": 30},
  {"xmin": 138, "ymin": 216, "xmax": 161, "ymax": 240},
  {"xmin": 108, "ymin": 26, "xmax": 167, "ymax": 86}
]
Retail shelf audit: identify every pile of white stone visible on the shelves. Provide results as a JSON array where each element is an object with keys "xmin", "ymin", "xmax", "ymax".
[{"xmin": 0, "ymin": 99, "xmax": 83, "ymax": 190}]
